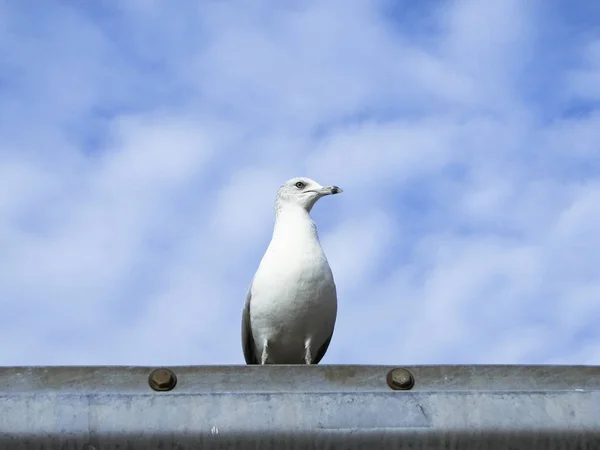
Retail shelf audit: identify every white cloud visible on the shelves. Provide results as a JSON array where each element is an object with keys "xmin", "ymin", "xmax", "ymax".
[
  {"xmin": 307, "ymin": 119, "xmax": 456, "ymax": 189},
  {"xmin": 321, "ymin": 210, "xmax": 395, "ymax": 292}
]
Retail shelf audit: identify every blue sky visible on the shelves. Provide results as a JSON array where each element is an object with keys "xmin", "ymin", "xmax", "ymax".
[{"xmin": 1, "ymin": 0, "xmax": 600, "ymax": 366}]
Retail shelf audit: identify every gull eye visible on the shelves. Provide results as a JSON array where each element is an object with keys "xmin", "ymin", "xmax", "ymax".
[{"xmin": 295, "ymin": 181, "xmax": 305, "ymax": 189}]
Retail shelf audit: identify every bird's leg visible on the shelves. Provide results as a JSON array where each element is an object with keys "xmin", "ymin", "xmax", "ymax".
[
  {"xmin": 304, "ymin": 340, "xmax": 313, "ymax": 364},
  {"xmin": 261, "ymin": 340, "xmax": 270, "ymax": 365}
]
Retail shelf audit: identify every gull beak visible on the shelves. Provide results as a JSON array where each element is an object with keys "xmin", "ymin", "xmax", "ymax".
[{"xmin": 318, "ymin": 185, "xmax": 343, "ymax": 195}]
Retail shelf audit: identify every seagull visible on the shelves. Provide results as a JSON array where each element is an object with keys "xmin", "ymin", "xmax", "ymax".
[{"xmin": 242, "ymin": 177, "xmax": 342, "ymax": 365}]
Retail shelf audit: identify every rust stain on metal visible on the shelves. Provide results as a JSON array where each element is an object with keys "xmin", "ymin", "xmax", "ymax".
[{"xmin": 322, "ymin": 366, "xmax": 359, "ymax": 384}]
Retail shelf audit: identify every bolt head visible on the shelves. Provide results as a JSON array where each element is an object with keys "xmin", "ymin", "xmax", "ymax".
[
  {"xmin": 387, "ymin": 368, "xmax": 414, "ymax": 390},
  {"xmin": 149, "ymin": 368, "xmax": 177, "ymax": 391}
]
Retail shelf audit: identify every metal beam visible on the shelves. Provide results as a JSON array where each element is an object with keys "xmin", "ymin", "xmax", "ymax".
[{"xmin": 1, "ymin": 365, "xmax": 599, "ymax": 449}]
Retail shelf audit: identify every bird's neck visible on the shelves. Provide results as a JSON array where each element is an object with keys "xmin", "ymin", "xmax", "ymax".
[{"xmin": 272, "ymin": 205, "xmax": 319, "ymax": 243}]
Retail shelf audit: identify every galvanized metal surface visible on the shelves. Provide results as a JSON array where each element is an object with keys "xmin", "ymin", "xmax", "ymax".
[{"xmin": 0, "ymin": 365, "xmax": 599, "ymax": 449}]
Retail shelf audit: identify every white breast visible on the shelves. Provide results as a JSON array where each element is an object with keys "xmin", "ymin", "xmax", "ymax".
[{"xmin": 249, "ymin": 207, "xmax": 338, "ymax": 363}]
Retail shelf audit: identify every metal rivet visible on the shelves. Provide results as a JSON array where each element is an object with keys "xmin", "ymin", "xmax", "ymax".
[
  {"xmin": 387, "ymin": 368, "xmax": 414, "ymax": 390},
  {"xmin": 148, "ymin": 368, "xmax": 177, "ymax": 391}
]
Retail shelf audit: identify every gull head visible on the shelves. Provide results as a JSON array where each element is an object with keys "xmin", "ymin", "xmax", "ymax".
[{"xmin": 275, "ymin": 177, "xmax": 343, "ymax": 213}]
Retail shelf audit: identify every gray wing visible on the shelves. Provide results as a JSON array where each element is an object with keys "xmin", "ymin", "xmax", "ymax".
[
  {"xmin": 313, "ymin": 331, "xmax": 333, "ymax": 364},
  {"xmin": 241, "ymin": 284, "xmax": 259, "ymax": 365}
]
